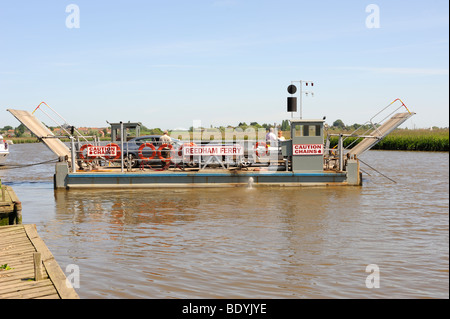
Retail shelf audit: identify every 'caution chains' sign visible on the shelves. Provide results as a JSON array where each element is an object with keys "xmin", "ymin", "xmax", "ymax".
[{"xmin": 293, "ymin": 144, "xmax": 323, "ymax": 155}]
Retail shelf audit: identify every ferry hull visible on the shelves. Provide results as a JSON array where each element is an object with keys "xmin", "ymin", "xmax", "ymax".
[{"xmin": 54, "ymin": 162, "xmax": 361, "ymax": 189}]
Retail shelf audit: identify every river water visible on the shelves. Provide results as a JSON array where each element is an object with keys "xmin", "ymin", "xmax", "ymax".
[{"xmin": 1, "ymin": 143, "xmax": 448, "ymax": 299}]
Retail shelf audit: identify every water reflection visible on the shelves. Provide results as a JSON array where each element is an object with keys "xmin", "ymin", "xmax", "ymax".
[
  {"xmin": 50, "ymin": 185, "xmax": 371, "ymax": 298},
  {"xmin": 54, "ymin": 188, "xmax": 200, "ymax": 226}
]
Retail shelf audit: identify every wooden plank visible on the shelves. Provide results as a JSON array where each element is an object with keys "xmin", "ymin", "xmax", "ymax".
[
  {"xmin": 0, "ymin": 242, "xmax": 34, "ymax": 250},
  {"xmin": 34, "ymin": 293, "xmax": 60, "ymax": 299},
  {"xmin": 1, "ymin": 285, "xmax": 58, "ymax": 299},
  {"xmin": 0, "ymin": 254, "xmax": 35, "ymax": 265},
  {"xmin": 0, "ymin": 232, "xmax": 31, "ymax": 241},
  {"xmin": 0, "ymin": 242, "xmax": 32, "ymax": 250},
  {"xmin": 0, "ymin": 226, "xmax": 25, "ymax": 235},
  {"xmin": 0, "ymin": 227, "xmax": 27, "ymax": 235},
  {"xmin": 0, "ymin": 269, "xmax": 36, "ymax": 283},
  {"xmin": 0, "ymin": 260, "xmax": 34, "ymax": 270},
  {"xmin": 0, "ymin": 254, "xmax": 35, "ymax": 264},
  {"xmin": 0, "ymin": 279, "xmax": 54, "ymax": 295},
  {"xmin": 0, "ymin": 249, "xmax": 32, "ymax": 257},
  {"xmin": 0, "ymin": 241, "xmax": 35, "ymax": 251},
  {"xmin": 23, "ymin": 225, "xmax": 79, "ymax": 299}
]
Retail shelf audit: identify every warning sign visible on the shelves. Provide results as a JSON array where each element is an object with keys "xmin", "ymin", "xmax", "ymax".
[
  {"xmin": 87, "ymin": 146, "xmax": 117, "ymax": 157},
  {"xmin": 293, "ymin": 144, "xmax": 323, "ymax": 155}
]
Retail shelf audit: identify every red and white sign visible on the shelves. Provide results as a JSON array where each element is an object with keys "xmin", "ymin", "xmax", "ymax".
[
  {"xmin": 87, "ymin": 146, "xmax": 117, "ymax": 157},
  {"xmin": 293, "ymin": 144, "xmax": 323, "ymax": 155},
  {"xmin": 183, "ymin": 145, "xmax": 244, "ymax": 156}
]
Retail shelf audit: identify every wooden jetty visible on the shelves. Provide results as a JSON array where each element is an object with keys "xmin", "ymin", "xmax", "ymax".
[
  {"xmin": 0, "ymin": 224, "xmax": 79, "ymax": 299},
  {"xmin": 0, "ymin": 184, "xmax": 22, "ymax": 226}
]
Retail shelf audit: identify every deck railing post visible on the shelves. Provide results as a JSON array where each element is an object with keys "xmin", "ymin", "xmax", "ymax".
[
  {"xmin": 120, "ymin": 121, "xmax": 124, "ymax": 173},
  {"xmin": 70, "ymin": 137, "xmax": 76, "ymax": 173}
]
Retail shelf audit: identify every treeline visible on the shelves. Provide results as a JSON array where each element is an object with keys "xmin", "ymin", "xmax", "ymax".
[
  {"xmin": 185, "ymin": 122, "xmax": 278, "ymax": 132},
  {"xmin": 2, "ymin": 123, "xmax": 449, "ymax": 152},
  {"xmin": 0, "ymin": 124, "xmax": 28, "ymax": 137},
  {"xmin": 329, "ymin": 119, "xmax": 380, "ymax": 132}
]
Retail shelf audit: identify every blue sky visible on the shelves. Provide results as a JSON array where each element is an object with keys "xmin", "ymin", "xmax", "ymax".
[{"xmin": 0, "ymin": 0, "xmax": 448, "ymax": 130}]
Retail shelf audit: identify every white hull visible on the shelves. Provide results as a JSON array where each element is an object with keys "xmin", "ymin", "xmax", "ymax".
[
  {"xmin": 0, "ymin": 136, "xmax": 9, "ymax": 165},
  {"xmin": 0, "ymin": 151, "xmax": 8, "ymax": 165}
]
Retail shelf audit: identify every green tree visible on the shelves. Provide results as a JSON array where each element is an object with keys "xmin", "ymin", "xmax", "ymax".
[
  {"xmin": 332, "ymin": 119, "xmax": 345, "ymax": 129},
  {"xmin": 237, "ymin": 122, "xmax": 248, "ymax": 130},
  {"xmin": 249, "ymin": 122, "xmax": 262, "ymax": 129},
  {"xmin": 281, "ymin": 120, "xmax": 290, "ymax": 131},
  {"xmin": 14, "ymin": 123, "xmax": 26, "ymax": 137},
  {"xmin": 151, "ymin": 128, "xmax": 163, "ymax": 135}
]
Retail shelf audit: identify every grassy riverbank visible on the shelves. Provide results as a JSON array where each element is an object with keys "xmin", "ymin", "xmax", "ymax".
[{"xmin": 6, "ymin": 137, "xmax": 39, "ymax": 144}]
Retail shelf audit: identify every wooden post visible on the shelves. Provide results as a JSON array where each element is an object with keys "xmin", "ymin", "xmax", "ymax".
[
  {"xmin": 33, "ymin": 252, "xmax": 43, "ymax": 281},
  {"xmin": 14, "ymin": 201, "xmax": 22, "ymax": 225}
]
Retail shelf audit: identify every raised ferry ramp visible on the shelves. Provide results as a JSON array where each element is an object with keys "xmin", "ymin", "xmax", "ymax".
[
  {"xmin": 7, "ymin": 109, "xmax": 71, "ymax": 160},
  {"xmin": 347, "ymin": 111, "xmax": 415, "ymax": 157}
]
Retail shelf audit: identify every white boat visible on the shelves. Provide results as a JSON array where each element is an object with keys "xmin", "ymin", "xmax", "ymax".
[{"xmin": 0, "ymin": 135, "xmax": 9, "ymax": 165}]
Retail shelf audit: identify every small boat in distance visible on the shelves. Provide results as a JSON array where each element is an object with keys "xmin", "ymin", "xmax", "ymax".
[{"xmin": 0, "ymin": 135, "xmax": 9, "ymax": 165}]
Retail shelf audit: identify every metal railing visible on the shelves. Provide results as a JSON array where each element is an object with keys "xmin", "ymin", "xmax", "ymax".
[{"xmin": 343, "ymin": 98, "xmax": 412, "ymax": 151}]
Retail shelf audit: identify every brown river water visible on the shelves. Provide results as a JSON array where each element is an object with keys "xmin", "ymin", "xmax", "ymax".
[{"xmin": 1, "ymin": 143, "xmax": 448, "ymax": 298}]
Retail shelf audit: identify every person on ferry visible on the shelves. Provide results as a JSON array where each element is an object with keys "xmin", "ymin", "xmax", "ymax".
[
  {"xmin": 265, "ymin": 127, "xmax": 277, "ymax": 146},
  {"xmin": 160, "ymin": 130, "xmax": 172, "ymax": 143},
  {"xmin": 158, "ymin": 131, "xmax": 172, "ymax": 162}
]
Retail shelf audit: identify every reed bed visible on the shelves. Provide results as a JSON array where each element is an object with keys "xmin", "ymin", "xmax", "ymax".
[
  {"xmin": 327, "ymin": 129, "xmax": 449, "ymax": 152},
  {"xmin": 7, "ymin": 137, "xmax": 39, "ymax": 144}
]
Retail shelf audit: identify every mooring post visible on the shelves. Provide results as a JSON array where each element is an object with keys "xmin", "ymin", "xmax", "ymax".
[
  {"xmin": 33, "ymin": 252, "xmax": 43, "ymax": 281},
  {"xmin": 1, "ymin": 183, "xmax": 4, "ymax": 202},
  {"xmin": 13, "ymin": 201, "xmax": 22, "ymax": 225}
]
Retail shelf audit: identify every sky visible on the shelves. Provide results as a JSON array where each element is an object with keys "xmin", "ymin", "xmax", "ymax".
[{"xmin": 0, "ymin": 0, "xmax": 448, "ymax": 131}]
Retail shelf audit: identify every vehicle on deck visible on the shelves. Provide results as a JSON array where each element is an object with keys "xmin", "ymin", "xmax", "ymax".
[{"xmin": 121, "ymin": 135, "xmax": 182, "ymax": 168}]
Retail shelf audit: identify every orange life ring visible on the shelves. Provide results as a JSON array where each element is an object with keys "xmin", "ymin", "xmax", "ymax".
[
  {"xmin": 104, "ymin": 143, "xmax": 121, "ymax": 160},
  {"xmin": 79, "ymin": 144, "xmax": 95, "ymax": 162},
  {"xmin": 138, "ymin": 143, "xmax": 156, "ymax": 160},
  {"xmin": 254, "ymin": 142, "xmax": 268, "ymax": 157},
  {"xmin": 157, "ymin": 143, "xmax": 174, "ymax": 162}
]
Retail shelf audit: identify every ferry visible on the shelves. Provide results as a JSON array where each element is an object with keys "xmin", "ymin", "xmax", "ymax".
[
  {"xmin": 0, "ymin": 135, "xmax": 9, "ymax": 165},
  {"xmin": 6, "ymin": 90, "xmax": 415, "ymax": 189}
]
